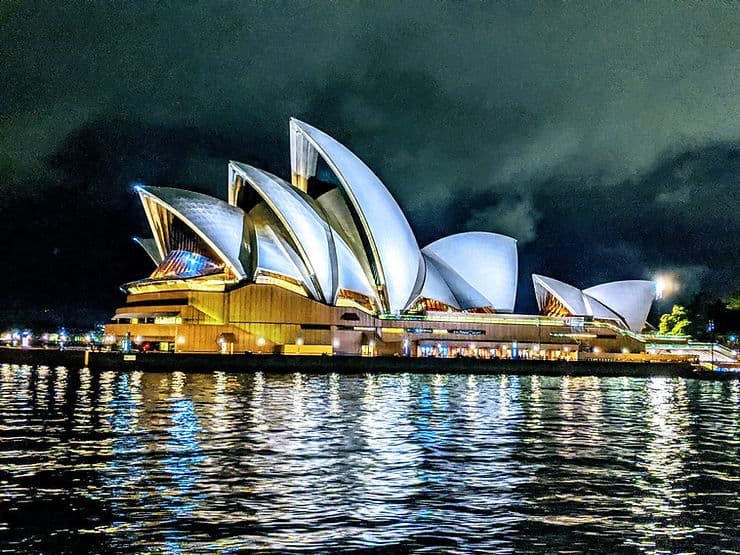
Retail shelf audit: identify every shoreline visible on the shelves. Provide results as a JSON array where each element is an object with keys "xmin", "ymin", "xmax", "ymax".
[{"xmin": 0, "ymin": 347, "xmax": 737, "ymax": 381}]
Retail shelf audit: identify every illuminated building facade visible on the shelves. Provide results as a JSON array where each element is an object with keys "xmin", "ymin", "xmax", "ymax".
[{"xmin": 106, "ymin": 119, "xmax": 661, "ymax": 357}]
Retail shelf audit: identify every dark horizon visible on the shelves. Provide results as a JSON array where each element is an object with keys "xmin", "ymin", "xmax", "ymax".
[{"xmin": 1, "ymin": 2, "xmax": 738, "ymax": 328}]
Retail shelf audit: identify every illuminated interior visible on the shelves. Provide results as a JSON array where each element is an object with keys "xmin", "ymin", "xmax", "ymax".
[{"xmin": 542, "ymin": 293, "xmax": 571, "ymax": 318}]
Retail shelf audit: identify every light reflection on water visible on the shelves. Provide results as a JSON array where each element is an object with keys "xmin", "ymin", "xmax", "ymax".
[{"xmin": 0, "ymin": 364, "xmax": 739, "ymax": 553}]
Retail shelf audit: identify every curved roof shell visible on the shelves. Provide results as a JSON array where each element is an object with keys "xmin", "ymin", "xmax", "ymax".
[
  {"xmin": 423, "ymin": 232, "xmax": 518, "ymax": 312},
  {"xmin": 417, "ymin": 255, "xmax": 462, "ymax": 310},
  {"xmin": 230, "ymin": 162, "xmax": 337, "ymax": 303},
  {"xmin": 248, "ymin": 202, "xmax": 315, "ymax": 293},
  {"xmin": 533, "ymin": 274, "xmax": 655, "ymax": 332},
  {"xmin": 583, "ymin": 281, "xmax": 656, "ymax": 332},
  {"xmin": 133, "ymin": 237, "xmax": 163, "ymax": 265},
  {"xmin": 532, "ymin": 274, "xmax": 588, "ymax": 315},
  {"xmin": 316, "ymin": 188, "xmax": 377, "ymax": 289},
  {"xmin": 290, "ymin": 118, "xmax": 424, "ymax": 314},
  {"xmin": 136, "ymin": 186, "xmax": 248, "ymax": 279},
  {"xmin": 331, "ymin": 229, "xmax": 379, "ymax": 305}
]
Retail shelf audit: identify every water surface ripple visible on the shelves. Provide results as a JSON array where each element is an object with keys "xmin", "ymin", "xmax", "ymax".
[{"xmin": 0, "ymin": 365, "xmax": 739, "ymax": 553}]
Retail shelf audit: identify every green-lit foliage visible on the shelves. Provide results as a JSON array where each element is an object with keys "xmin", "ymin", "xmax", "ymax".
[
  {"xmin": 658, "ymin": 304, "xmax": 691, "ymax": 335},
  {"xmin": 727, "ymin": 289, "xmax": 740, "ymax": 311}
]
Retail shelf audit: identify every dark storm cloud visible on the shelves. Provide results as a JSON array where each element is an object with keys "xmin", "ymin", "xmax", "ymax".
[{"xmin": 0, "ymin": 1, "xmax": 737, "ymax": 322}]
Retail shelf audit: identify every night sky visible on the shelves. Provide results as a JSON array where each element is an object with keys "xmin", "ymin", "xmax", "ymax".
[{"xmin": 1, "ymin": 2, "xmax": 738, "ymax": 327}]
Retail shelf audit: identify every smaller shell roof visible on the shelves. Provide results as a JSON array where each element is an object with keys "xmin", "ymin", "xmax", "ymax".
[
  {"xmin": 532, "ymin": 274, "xmax": 588, "ymax": 315},
  {"xmin": 248, "ymin": 202, "xmax": 314, "ymax": 291},
  {"xmin": 230, "ymin": 162, "xmax": 336, "ymax": 303},
  {"xmin": 136, "ymin": 186, "xmax": 247, "ymax": 279},
  {"xmin": 583, "ymin": 281, "xmax": 656, "ymax": 332},
  {"xmin": 533, "ymin": 274, "xmax": 656, "ymax": 332},
  {"xmin": 423, "ymin": 232, "xmax": 518, "ymax": 312}
]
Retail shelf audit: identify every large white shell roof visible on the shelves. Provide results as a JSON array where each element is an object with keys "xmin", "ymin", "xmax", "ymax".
[
  {"xmin": 290, "ymin": 118, "xmax": 424, "ymax": 314},
  {"xmin": 230, "ymin": 162, "xmax": 336, "ymax": 303}
]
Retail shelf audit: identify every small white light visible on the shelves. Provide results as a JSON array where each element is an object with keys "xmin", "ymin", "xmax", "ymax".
[
  {"xmin": 296, "ymin": 337, "xmax": 304, "ymax": 346},
  {"xmin": 257, "ymin": 337, "xmax": 266, "ymax": 347}
]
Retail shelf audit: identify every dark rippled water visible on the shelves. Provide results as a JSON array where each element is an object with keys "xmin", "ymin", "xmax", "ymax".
[{"xmin": 1, "ymin": 365, "xmax": 739, "ymax": 553}]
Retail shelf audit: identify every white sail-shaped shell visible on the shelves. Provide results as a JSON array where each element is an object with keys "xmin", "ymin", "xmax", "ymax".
[
  {"xmin": 136, "ymin": 186, "xmax": 247, "ymax": 279},
  {"xmin": 423, "ymin": 232, "xmax": 518, "ymax": 312},
  {"xmin": 584, "ymin": 281, "xmax": 656, "ymax": 332},
  {"xmin": 231, "ymin": 162, "xmax": 336, "ymax": 303},
  {"xmin": 533, "ymin": 274, "xmax": 656, "ymax": 332},
  {"xmin": 290, "ymin": 118, "xmax": 424, "ymax": 313},
  {"xmin": 532, "ymin": 274, "xmax": 588, "ymax": 315}
]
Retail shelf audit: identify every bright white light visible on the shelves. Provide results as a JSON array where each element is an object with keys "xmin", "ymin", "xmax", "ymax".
[
  {"xmin": 177, "ymin": 336, "xmax": 186, "ymax": 344},
  {"xmin": 135, "ymin": 336, "xmax": 143, "ymax": 343},
  {"xmin": 654, "ymin": 273, "xmax": 679, "ymax": 299},
  {"xmin": 296, "ymin": 337, "xmax": 304, "ymax": 345},
  {"xmin": 332, "ymin": 338, "xmax": 340, "ymax": 348},
  {"xmin": 622, "ymin": 348, "xmax": 630, "ymax": 354},
  {"xmin": 257, "ymin": 337, "xmax": 266, "ymax": 347}
]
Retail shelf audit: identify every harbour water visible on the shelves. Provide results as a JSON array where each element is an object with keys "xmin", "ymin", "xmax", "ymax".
[{"xmin": 0, "ymin": 364, "xmax": 738, "ymax": 553}]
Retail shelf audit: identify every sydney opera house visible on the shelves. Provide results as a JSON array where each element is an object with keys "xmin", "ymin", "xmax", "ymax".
[{"xmin": 105, "ymin": 118, "xmax": 660, "ymax": 357}]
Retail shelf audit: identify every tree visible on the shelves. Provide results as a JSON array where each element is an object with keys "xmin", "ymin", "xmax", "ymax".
[
  {"xmin": 658, "ymin": 305, "xmax": 691, "ymax": 336},
  {"xmin": 727, "ymin": 289, "xmax": 740, "ymax": 311}
]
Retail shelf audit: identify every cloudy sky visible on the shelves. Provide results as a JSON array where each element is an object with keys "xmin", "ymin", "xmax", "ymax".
[{"xmin": 1, "ymin": 1, "xmax": 738, "ymax": 325}]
